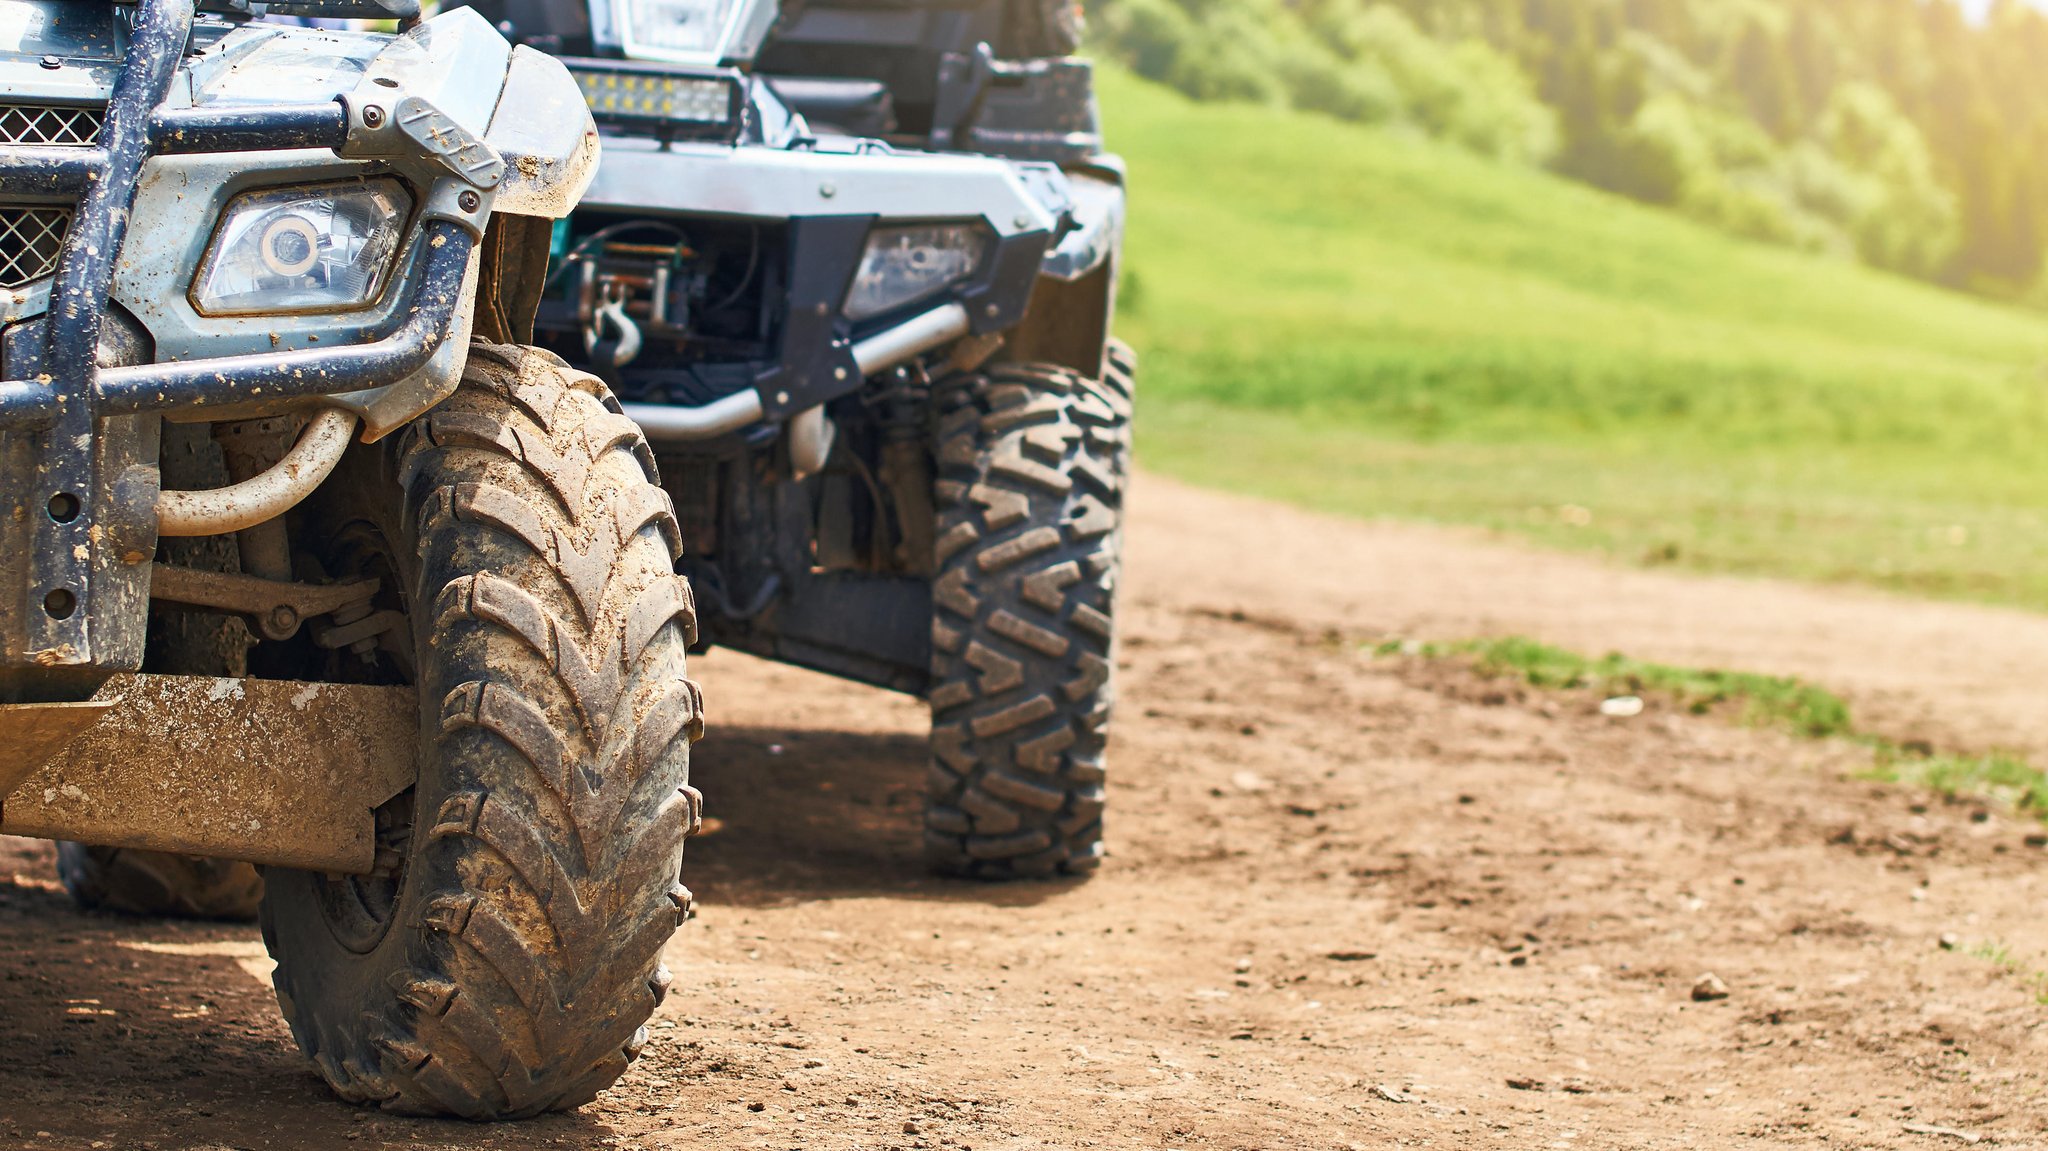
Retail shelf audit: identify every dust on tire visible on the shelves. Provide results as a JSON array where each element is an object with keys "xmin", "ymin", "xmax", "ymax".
[{"xmin": 259, "ymin": 342, "xmax": 705, "ymax": 1118}]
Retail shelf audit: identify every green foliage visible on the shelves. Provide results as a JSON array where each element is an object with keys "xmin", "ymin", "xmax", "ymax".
[
  {"xmin": 1109, "ymin": 66, "xmax": 2048, "ymax": 611},
  {"xmin": 1089, "ymin": 0, "xmax": 2048, "ymax": 298},
  {"xmin": 1096, "ymin": 0, "xmax": 1556, "ymax": 163}
]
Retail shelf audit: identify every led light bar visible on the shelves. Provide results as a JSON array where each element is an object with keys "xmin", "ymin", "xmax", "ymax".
[{"xmin": 566, "ymin": 60, "xmax": 745, "ymax": 140}]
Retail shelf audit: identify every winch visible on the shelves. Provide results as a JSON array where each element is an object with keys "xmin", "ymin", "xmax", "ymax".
[{"xmin": 568, "ymin": 222, "xmax": 703, "ymax": 368}]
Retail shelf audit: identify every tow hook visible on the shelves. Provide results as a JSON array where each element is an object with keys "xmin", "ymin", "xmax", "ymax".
[{"xmin": 585, "ymin": 280, "xmax": 644, "ymax": 368}]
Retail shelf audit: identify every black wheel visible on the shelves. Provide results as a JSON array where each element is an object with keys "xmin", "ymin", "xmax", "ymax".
[
  {"xmin": 1001, "ymin": 0, "xmax": 1084, "ymax": 57},
  {"xmin": 923, "ymin": 357, "xmax": 1130, "ymax": 878},
  {"xmin": 259, "ymin": 342, "xmax": 705, "ymax": 1118},
  {"xmin": 1101, "ymin": 338, "xmax": 1136, "ymax": 477},
  {"xmin": 57, "ymin": 843, "xmax": 264, "ymax": 920}
]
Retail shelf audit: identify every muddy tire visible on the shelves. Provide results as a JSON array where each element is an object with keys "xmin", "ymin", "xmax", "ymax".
[
  {"xmin": 258, "ymin": 343, "xmax": 704, "ymax": 1118},
  {"xmin": 924, "ymin": 358, "xmax": 1129, "ymax": 879},
  {"xmin": 1001, "ymin": 0, "xmax": 1084, "ymax": 58},
  {"xmin": 57, "ymin": 844, "xmax": 264, "ymax": 920}
]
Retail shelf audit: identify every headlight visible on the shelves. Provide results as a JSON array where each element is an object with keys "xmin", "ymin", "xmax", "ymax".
[
  {"xmin": 844, "ymin": 224, "xmax": 989, "ymax": 322},
  {"xmin": 191, "ymin": 179, "xmax": 410, "ymax": 317},
  {"xmin": 614, "ymin": 0, "xmax": 749, "ymax": 63}
]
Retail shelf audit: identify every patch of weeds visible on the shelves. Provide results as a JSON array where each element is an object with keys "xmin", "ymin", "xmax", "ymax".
[
  {"xmin": 1967, "ymin": 940, "xmax": 2018, "ymax": 969},
  {"xmin": 1384, "ymin": 634, "xmax": 2048, "ymax": 823},
  {"xmin": 1864, "ymin": 750, "xmax": 2048, "ymax": 822},
  {"xmin": 1950, "ymin": 941, "xmax": 2048, "ymax": 1007},
  {"xmin": 1457, "ymin": 636, "xmax": 1852, "ymax": 738}
]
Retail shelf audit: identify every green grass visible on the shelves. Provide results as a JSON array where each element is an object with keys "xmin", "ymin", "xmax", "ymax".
[
  {"xmin": 1864, "ymin": 749, "xmax": 2048, "ymax": 820},
  {"xmin": 1955, "ymin": 940, "xmax": 2048, "ymax": 1006},
  {"xmin": 1106, "ymin": 65, "xmax": 2048, "ymax": 608},
  {"xmin": 1403, "ymin": 635, "xmax": 2048, "ymax": 821},
  {"xmin": 1453, "ymin": 636, "xmax": 1853, "ymax": 737}
]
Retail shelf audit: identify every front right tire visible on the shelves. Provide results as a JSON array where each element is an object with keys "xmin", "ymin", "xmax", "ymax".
[
  {"xmin": 259, "ymin": 343, "xmax": 705, "ymax": 1118},
  {"xmin": 922, "ymin": 357, "xmax": 1130, "ymax": 879}
]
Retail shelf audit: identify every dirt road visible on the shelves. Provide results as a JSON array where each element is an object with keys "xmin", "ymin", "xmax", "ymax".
[{"xmin": 5, "ymin": 472, "xmax": 2048, "ymax": 1150}]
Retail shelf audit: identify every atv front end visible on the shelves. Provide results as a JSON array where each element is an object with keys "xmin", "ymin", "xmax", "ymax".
[{"xmin": 0, "ymin": 1, "xmax": 585, "ymax": 710}]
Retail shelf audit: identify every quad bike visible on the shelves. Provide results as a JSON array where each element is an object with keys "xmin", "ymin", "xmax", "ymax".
[
  {"xmin": 470, "ymin": 0, "xmax": 1131, "ymax": 878},
  {"xmin": 0, "ymin": 0, "xmax": 705, "ymax": 1118}
]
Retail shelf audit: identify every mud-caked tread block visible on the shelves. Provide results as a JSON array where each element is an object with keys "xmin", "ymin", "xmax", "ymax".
[
  {"xmin": 259, "ymin": 341, "xmax": 704, "ymax": 1119},
  {"xmin": 922, "ymin": 358, "xmax": 1130, "ymax": 879}
]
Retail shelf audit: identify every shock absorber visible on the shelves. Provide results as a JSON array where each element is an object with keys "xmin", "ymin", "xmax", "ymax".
[{"xmin": 868, "ymin": 363, "xmax": 936, "ymax": 574}]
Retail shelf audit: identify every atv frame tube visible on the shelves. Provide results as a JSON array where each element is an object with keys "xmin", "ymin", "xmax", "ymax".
[
  {"xmin": 155, "ymin": 407, "xmax": 358, "ymax": 538},
  {"xmin": 619, "ymin": 300, "xmax": 972, "ymax": 446}
]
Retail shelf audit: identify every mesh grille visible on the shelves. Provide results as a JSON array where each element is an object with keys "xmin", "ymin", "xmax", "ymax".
[
  {"xmin": 0, "ymin": 207, "xmax": 71, "ymax": 289},
  {"xmin": 0, "ymin": 103, "xmax": 103, "ymax": 146}
]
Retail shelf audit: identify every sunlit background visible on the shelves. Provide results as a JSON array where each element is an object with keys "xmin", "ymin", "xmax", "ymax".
[{"xmin": 1084, "ymin": 0, "xmax": 2048, "ymax": 610}]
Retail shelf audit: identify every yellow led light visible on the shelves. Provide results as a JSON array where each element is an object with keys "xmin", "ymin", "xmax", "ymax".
[{"xmin": 569, "ymin": 68, "xmax": 733, "ymax": 126}]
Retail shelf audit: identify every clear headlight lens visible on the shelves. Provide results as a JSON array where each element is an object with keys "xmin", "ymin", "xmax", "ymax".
[
  {"xmin": 844, "ymin": 224, "xmax": 989, "ymax": 322},
  {"xmin": 615, "ymin": 0, "xmax": 745, "ymax": 62},
  {"xmin": 191, "ymin": 179, "xmax": 410, "ymax": 317}
]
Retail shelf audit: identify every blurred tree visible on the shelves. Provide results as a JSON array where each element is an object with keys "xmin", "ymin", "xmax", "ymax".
[{"xmin": 1088, "ymin": 0, "xmax": 2048, "ymax": 301}]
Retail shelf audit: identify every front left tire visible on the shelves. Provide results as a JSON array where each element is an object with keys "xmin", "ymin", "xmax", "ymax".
[{"xmin": 259, "ymin": 343, "xmax": 705, "ymax": 1118}]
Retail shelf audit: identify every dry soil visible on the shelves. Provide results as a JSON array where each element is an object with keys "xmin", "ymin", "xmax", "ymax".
[{"xmin": 4, "ymin": 472, "xmax": 2047, "ymax": 1150}]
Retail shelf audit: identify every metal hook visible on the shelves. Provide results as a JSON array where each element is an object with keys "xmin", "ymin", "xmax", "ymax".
[{"xmin": 583, "ymin": 281, "xmax": 643, "ymax": 368}]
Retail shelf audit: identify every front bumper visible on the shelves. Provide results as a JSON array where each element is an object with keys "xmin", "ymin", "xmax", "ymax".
[{"xmin": 571, "ymin": 117, "xmax": 1122, "ymax": 422}]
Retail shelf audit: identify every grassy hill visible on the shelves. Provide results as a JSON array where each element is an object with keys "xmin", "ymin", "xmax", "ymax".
[{"xmin": 1105, "ymin": 65, "xmax": 2048, "ymax": 609}]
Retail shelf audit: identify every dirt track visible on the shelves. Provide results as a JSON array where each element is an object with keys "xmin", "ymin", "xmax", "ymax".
[{"xmin": 5, "ymin": 471, "xmax": 2048, "ymax": 1150}]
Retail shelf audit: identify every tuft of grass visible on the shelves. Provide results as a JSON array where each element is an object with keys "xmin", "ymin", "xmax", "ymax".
[
  {"xmin": 1864, "ymin": 750, "xmax": 2048, "ymax": 823},
  {"xmin": 1420, "ymin": 635, "xmax": 1852, "ymax": 738},
  {"xmin": 1951, "ymin": 941, "xmax": 2048, "ymax": 1007},
  {"xmin": 1388, "ymin": 635, "xmax": 2047, "ymax": 820},
  {"xmin": 1968, "ymin": 940, "xmax": 2018, "ymax": 969}
]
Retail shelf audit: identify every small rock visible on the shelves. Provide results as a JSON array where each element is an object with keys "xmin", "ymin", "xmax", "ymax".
[
  {"xmin": 1374, "ymin": 1084, "xmax": 1408, "ymax": 1103},
  {"xmin": 747, "ymin": 1101, "xmax": 766, "ymax": 1112},
  {"xmin": 1940, "ymin": 933, "xmax": 1960, "ymax": 951},
  {"xmin": 1505, "ymin": 1077, "xmax": 1544, "ymax": 1091},
  {"xmin": 1600, "ymin": 695, "xmax": 1645, "ymax": 718},
  {"xmin": 1234, "ymin": 956, "xmax": 1253, "ymax": 973},
  {"xmin": 1230, "ymin": 770, "xmax": 1269, "ymax": 793},
  {"xmin": 2025, "ymin": 833, "xmax": 2047, "ymax": 849},
  {"xmin": 1326, "ymin": 950, "xmax": 1377, "ymax": 962},
  {"xmin": 1692, "ymin": 973, "xmax": 1730, "ymax": 1002},
  {"xmin": 1901, "ymin": 1121, "xmax": 1981, "ymax": 1144},
  {"xmin": 903, "ymin": 1121, "xmax": 920, "ymax": 1135}
]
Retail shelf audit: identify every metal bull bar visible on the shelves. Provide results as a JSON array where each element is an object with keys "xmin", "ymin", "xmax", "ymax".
[{"xmin": 0, "ymin": 0, "xmax": 477, "ymax": 699}]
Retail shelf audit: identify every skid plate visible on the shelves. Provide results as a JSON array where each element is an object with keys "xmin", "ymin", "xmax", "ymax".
[{"xmin": 0, "ymin": 673, "xmax": 416, "ymax": 873}]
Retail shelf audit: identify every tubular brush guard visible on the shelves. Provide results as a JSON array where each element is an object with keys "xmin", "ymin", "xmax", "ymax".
[{"xmin": 0, "ymin": 0, "xmax": 488, "ymax": 703}]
